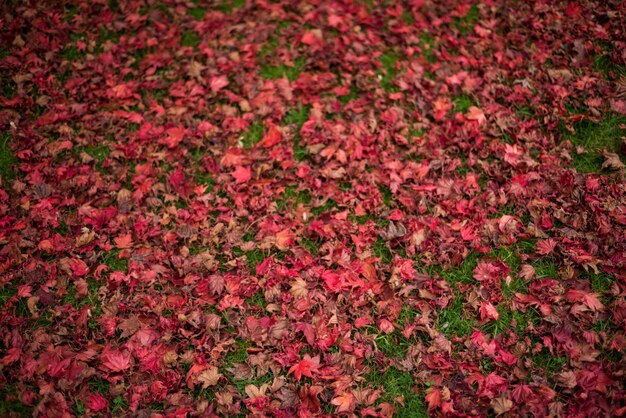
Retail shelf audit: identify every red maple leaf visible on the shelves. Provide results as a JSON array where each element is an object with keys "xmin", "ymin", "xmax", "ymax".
[
  {"xmin": 565, "ymin": 289, "xmax": 604, "ymax": 311},
  {"xmin": 161, "ymin": 126, "xmax": 186, "ymax": 149},
  {"xmin": 102, "ymin": 349, "xmax": 132, "ymax": 372},
  {"xmin": 288, "ymin": 354, "xmax": 320, "ymax": 381},
  {"xmin": 210, "ymin": 75, "xmax": 229, "ymax": 92},
  {"xmin": 425, "ymin": 388, "xmax": 442, "ymax": 409},
  {"xmin": 536, "ymin": 239, "xmax": 557, "ymax": 255},
  {"xmin": 232, "ymin": 165, "xmax": 251, "ymax": 184},
  {"xmin": 86, "ymin": 393, "xmax": 109, "ymax": 412},
  {"xmin": 480, "ymin": 302, "xmax": 500, "ymax": 321},
  {"xmin": 257, "ymin": 124, "xmax": 282, "ymax": 148}
]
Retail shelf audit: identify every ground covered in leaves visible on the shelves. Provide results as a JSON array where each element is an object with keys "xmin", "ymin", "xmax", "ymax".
[{"xmin": 1, "ymin": 0, "xmax": 626, "ymax": 416}]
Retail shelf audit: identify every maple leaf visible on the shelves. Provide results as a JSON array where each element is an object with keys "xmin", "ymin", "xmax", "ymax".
[
  {"xmin": 491, "ymin": 396, "xmax": 513, "ymax": 415},
  {"xmin": 288, "ymin": 354, "xmax": 320, "ymax": 381},
  {"xmin": 536, "ymin": 239, "xmax": 557, "ymax": 255},
  {"xmin": 1, "ymin": 348, "xmax": 20, "ymax": 365},
  {"xmin": 101, "ymin": 349, "xmax": 132, "ymax": 372},
  {"xmin": 290, "ymin": 278, "xmax": 308, "ymax": 299},
  {"xmin": 610, "ymin": 98, "xmax": 626, "ymax": 114},
  {"xmin": 232, "ymin": 165, "xmax": 251, "ymax": 184},
  {"xmin": 161, "ymin": 125, "xmax": 186, "ymax": 149},
  {"xmin": 466, "ymin": 106, "xmax": 486, "ymax": 125},
  {"xmin": 518, "ymin": 264, "xmax": 535, "ymax": 280},
  {"xmin": 118, "ymin": 316, "xmax": 141, "ymax": 338},
  {"xmin": 257, "ymin": 124, "xmax": 282, "ymax": 148},
  {"xmin": 197, "ymin": 366, "xmax": 222, "ymax": 388},
  {"xmin": 331, "ymin": 392, "xmax": 356, "ymax": 413},
  {"xmin": 377, "ymin": 318, "xmax": 395, "ymax": 334},
  {"xmin": 321, "ymin": 270, "xmax": 343, "ymax": 292},
  {"xmin": 210, "ymin": 75, "xmax": 229, "ymax": 92},
  {"xmin": 114, "ymin": 234, "xmax": 133, "ymax": 249},
  {"xmin": 380, "ymin": 221, "xmax": 407, "ymax": 240},
  {"xmin": 86, "ymin": 393, "xmax": 109, "ymax": 412},
  {"xmin": 17, "ymin": 285, "xmax": 32, "ymax": 298},
  {"xmin": 274, "ymin": 228, "xmax": 295, "ymax": 250},
  {"xmin": 601, "ymin": 150, "xmax": 625, "ymax": 170},
  {"xmin": 425, "ymin": 388, "xmax": 442, "ymax": 409},
  {"xmin": 565, "ymin": 289, "xmax": 604, "ymax": 311},
  {"xmin": 480, "ymin": 302, "xmax": 499, "ymax": 321}
]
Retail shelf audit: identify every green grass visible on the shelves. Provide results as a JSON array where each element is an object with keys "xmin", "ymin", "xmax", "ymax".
[
  {"xmin": 98, "ymin": 28, "xmax": 122, "ymax": 44},
  {"xmin": 0, "ymin": 132, "xmax": 17, "ymax": 181},
  {"xmin": 107, "ymin": 0, "xmax": 120, "ymax": 12},
  {"xmin": 259, "ymin": 57, "xmax": 306, "ymax": 82},
  {"xmin": 593, "ymin": 53, "xmax": 626, "ymax": 81},
  {"xmin": 195, "ymin": 171, "xmax": 215, "ymax": 192},
  {"xmin": 378, "ymin": 50, "xmax": 400, "ymax": 92},
  {"xmin": 61, "ymin": 45, "xmax": 82, "ymax": 61},
  {"xmin": 453, "ymin": 4, "xmax": 480, "ymax": 35},
  {"xmin": 181, "ymin": 30, "xmax": 200, "ymax": 48},
  {"xmin": 418, "ymin": 33, "xmax": 437, "ymax": 63},
  {"xmin": 401, "ymin": 10, "xmax": 415, "ymax": 26},
  {"xmin": 283, "ymin": 105, "xmax": 311, "ymax": 161},
  {"xmin": 587, "ymin": 272, "xmax": 616, "ymax": 293},
  {"xmin": 247, "ymin": 291, "xmax": 267, "ymax": 310},
  {"xmin": 378, "ymin": 184, "xmax": 394, "ymax": 206},
  {"xmin": 1, "ymin": 74, "xmax": 16, "ymax": 98},
  {"xmin": 529, "ymin": 258, "xmax": 558, "ymax": 279},
  {"xmin": 515, "ymin": 105, "xmax": 536, "ymax": 119},
  {"xmin": 62, "ymin": 277, "xmax": 101, "ymax": 310},
  {"xmin": 214, "ymin": 0, "xmax": 245, "ymax": 13},
  {"xmin": 131, "ymin": 47, "xmax": 152, "ymax": 70},
  {"xmin": 82, "ymin": 144, "xmax": 110, "ymax": 164},
  {"xmin": 373, "ymin": 238, "xmax": 393, "ymax": 264},
  {"xmin": 188, "ymin": 6, "xmax": 207, "ymax": 20},
  {"xmin": 592, "ymin": 318, "xmax": 617, "ymax": 333},
  {"xmin": 311, "ymin": 197, "xmax": 338, "ymax": 216},
  {"xmin": 230, "ymin": 371, "xmax": 275, "ymax": 396},
  {"xmin": 0, "ymin": 284, "xmax": 17, "ymax": 308},
  {"xmin": 567, "ymin": 115, "xmax": 626, "ymax": 173},
  {"xmin": 111, "ymin": 395, "xmax": 129, "ymax": 414},
  {"xmin": 481, "ymin": 305, "xmax": 541, "ymax": 336},
  {"xmin": 245, "ymin": 248, "xmax": 266, "ymax": 273},
  {"xmin": 432, "ymin": 253, "xmax": 484, "ymax": 338},
  {"xmin": 0, "ymin": 386, "xmax": 34, "ymax": 416},
  {"xmin": 224, "ymin": 339, "xmax": 252, "ymax": 365},
  {"xmin": 436, "ymin": 294, "xmax": 476, "ymax": 338},
  {"xmin": 439, "ymin": 252, "xmax": 480, "ymax": 285},
  {"xmin": 299, "ymin": 236, "xmax": 319, "ymax": 255},
  {"xmin": 241, "ymin": 121, "xmax": 264, "ymax": 148},
  {"xmin": 0, "ymin": 47, "xmax": 10, "ymax": 60},
  {"xmin": 337, "ymin": 84, "xmax": 360, "ymax": 106},
  {"xmin": 277, "ymin": 185, "xmax": 311, "ymax": 210},
  {"xmin": 102, "ymin": 249, "xmax": 128, "ymax": 272},
  {"xmin": 374, "ymin": 331, "xmax": 412, "ymax": 359},
  {"xmin": 64, "ymin": 3, "xmax": 78, "ymax": 21},
  {"xmin": 530, "ymin": 349, "xmax": 567, "ymax": 377},
  {"xmin": 258, "ymin": 38, "xmax": 279, "ymax": 58},
  {"xmin": 365, "ymin": 367, "xmax": 429, "ymax": 417},
  {"xmin": 453, "ymin": 93, "xmax": 477, "ymax": 114}
]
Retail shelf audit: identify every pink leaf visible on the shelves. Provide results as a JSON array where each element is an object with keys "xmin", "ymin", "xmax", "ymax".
[
  {"xmin": 102, "ymin": 349, "xmax": 132, "ymax": 372},
  {"xmin": 480, "ymin": 302, "xmax": 500, "ymax": 321},
  {"xmin": 161, "ymin": 125, "xmax": 186, "ymax": 148},
  {"xmin": 86, "ymin": 393, "xmax": 109, "ymax": 412},
  {"xmin": 232, "ymin": 165, "xmax": 251, "ymax": 184},
  {"xmin": 210, "ymin": 75, "xmax": 229, "ymax": 92},
  {"xmin": 114, "ymin": 234, "xmax": 133, "ymax": 249}
]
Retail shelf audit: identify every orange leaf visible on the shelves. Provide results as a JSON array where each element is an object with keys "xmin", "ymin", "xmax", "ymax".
[
  {"xmin": 331, "ymin": 392, "xmax": 356, "ymax": 413},
  {"xmin": 114, "ymin": 234, "xmax": 133, "ymax": 249}
]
